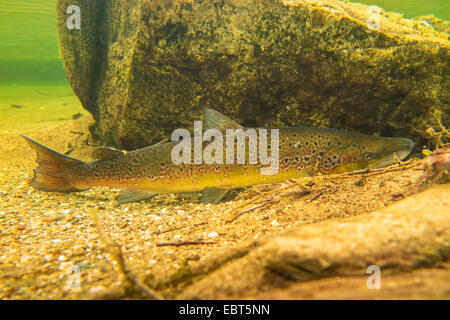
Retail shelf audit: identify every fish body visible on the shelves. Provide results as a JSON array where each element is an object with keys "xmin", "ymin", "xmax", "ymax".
[{"xmin": 22, "ymin": 109, "xmax": 414, "ymax": 204}]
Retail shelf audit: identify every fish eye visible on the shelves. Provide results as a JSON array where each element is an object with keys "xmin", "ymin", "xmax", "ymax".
[{"xmin": 362, "ymin": 152, "xmax": 373, "ymax": 160}]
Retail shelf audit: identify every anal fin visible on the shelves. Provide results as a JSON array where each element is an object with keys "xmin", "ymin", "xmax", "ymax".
[
  {"xmin": 117, "ymin": 188, "xmax": 156, "ymax": 204},
  {"xmin": 200, "ymin": 188, "xmax": 229, "ymax": 204}
]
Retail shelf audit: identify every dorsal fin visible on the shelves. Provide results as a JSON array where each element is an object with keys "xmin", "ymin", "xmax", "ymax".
[
  {"xmin": 200, "ymin": 187, "xmax": 230, "ymax": 204},
  {"xmin": 204, "ymin": 109, "xmax": 242, "ymax": 131},
  {"xmin": 92, "ymin": 147, "xmax": 126, "ymax": 160}
]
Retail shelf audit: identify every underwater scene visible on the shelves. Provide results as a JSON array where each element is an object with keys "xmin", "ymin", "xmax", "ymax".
[{"xmin": 0, "ymin": 0, "xmax": 449, "ymax": 302}]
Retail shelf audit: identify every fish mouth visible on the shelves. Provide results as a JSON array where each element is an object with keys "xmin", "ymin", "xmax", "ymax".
[{"xmin": 369, "ymin": 138, "xmax": 414, "ymax": 169}]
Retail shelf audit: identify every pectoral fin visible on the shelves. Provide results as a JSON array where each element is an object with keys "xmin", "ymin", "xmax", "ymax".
[
  {"xmin": 200, "ymin": 188, "xmax": 229, "ymax": 204},
  {"xmin": 117, "ymin": 189, "xmax": 156, "ymax": 204}
]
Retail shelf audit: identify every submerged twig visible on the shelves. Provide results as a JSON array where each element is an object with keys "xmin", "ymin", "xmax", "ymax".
[
  {"xmin": 306, "ymin": 190, "xmax": 324, "ymax": 202},
  {"xmin": 415, "ymin": 116, "xmax": 449, "ymax": 150},
  {"xmin": 156, "ymin": 240, "xmax": 217, "ymax": 247},
  {"xmin": 89, "ymin": 210, "xmax": 162, "ymax": 300},
  {"xmin": 154, "ymin": 221, "xmax": 207, "ymax": 235},
  {"xmin": 226, "ymin": 200, "xmax": 279, "ymax": 223}
]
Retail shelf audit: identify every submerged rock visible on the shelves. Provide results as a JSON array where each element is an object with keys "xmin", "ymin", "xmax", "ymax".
[{"xmin": 56, "ymin": 0, "xmax": 449, "ymax": 149}]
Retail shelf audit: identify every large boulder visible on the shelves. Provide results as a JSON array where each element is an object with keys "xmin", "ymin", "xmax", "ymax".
[{"xmin": 56, "ymin": 0, "xmax": 449, "ymax": 150}]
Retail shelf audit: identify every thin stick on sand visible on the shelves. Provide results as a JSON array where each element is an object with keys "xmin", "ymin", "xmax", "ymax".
[{"xmin": 89, "ymin": 209, "xmax": 162, "ymax": 300}]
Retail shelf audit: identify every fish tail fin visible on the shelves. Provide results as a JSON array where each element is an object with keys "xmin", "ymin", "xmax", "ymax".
[{"xmin": 21, "ymin": 135, "xmax": 86, "ymax": 192}]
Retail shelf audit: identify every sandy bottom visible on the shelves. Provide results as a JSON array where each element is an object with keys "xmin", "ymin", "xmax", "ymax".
[
  {"xmin": 0, "ymin": 96, "xmax": 448, "ymax": 299},
  {"xmin": 0, "ymin": 84, "xmax": 85, "ymax": 134}
]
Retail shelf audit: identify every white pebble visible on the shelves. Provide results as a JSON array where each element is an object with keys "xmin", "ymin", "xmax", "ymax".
[
  {"xmin": 208, "ymin": 232, "xmax": 218, "ymax": 238},
  {"xmin": 271, "ymin": 220, "xmax": 279, "ymax": 226},
  {"xmin": 89, "ymin": 286, "xmax": 107, "ymax": 295}
]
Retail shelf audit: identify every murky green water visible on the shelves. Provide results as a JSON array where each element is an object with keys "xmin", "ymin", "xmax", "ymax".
[
  {"xmin": 0, "ymin": 0, "xmax": 83, "ymax": 131},
  {"xmin": 0, "ymin": 0, "xmax": 66, "ymax": 84},
  {"xmin": 352, "ymin": 0, "xmax": 449, "ymax": 20}
]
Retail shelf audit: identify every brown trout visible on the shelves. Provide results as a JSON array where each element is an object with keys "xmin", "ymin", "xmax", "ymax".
[{"xmin": 22, "ymin": 109, "xmax": 414, "ymax": 204}]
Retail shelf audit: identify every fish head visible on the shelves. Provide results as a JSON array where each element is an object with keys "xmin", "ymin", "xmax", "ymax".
[
  {"xmin": 321, "ymin": 131, "xmax": 414, "ymax": 173},
  {"xmin": 363, "ymin": 136, "xmax": 414, "ymax": 169}
]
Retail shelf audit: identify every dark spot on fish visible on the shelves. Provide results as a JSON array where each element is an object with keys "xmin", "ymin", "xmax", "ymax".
[
  {"xmin": 72, "ymin": 113, "xmax": 82, "ymax": 120},
  {"xmin": 304, "ymin": 156, "xmax": 310, "ymax": 162},
  {"xmin": 11, "ymin": 104, "xmax": 23, "ymax": 109},
  {"xmin": 128, "ymin": 168, "xmax": 133, "ymax": 174}
]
